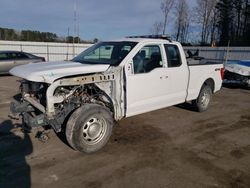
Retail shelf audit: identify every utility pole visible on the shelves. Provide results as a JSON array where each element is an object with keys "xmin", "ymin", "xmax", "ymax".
[
  {"xmin": 77, "ymin": 22, "xmax": 80, "ymax": 43},
  {"xmin": 73, "ymin": 0, "xmax": 77, "ymax": 57},
  {"xmin": 66, "ymin": 27, "xmax": 70, "ymax": 60}
]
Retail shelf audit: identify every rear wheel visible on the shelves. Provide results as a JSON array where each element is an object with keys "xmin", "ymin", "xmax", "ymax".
[
  {"xmin": 192, "ymin": 85, "xmax": 212, "ymax": 112},
  {"xmin": 66, "ymin": 104, "xmax": 113, "ymax": 153}
]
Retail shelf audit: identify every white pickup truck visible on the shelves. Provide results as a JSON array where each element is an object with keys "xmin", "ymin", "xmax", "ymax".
[{"xmin": 10, "ymin": 36, "xmax": 224, "ymax": 153}]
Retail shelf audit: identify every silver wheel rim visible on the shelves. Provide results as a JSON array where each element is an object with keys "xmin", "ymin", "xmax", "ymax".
[
  {"xmin": 82, "ymin": 117, "xmax": 107, "ymax": 145},
  {"xmin": 200, "ymin": 90, "xmax": 210, "ymax": 108}
]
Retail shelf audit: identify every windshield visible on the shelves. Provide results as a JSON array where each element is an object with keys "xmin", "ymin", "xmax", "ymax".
[{"xmin": 72, "ymin": 41, "xmax": 137, "ymax": 66}]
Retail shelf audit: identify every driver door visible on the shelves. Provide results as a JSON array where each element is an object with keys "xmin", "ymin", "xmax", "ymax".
[{"xmin": 125, "ymin": 44, "xmax": 172, "ymax": 117}]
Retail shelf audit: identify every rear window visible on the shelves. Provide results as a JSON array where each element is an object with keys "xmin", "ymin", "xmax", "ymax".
[{"xmin": 164, "ymin": 44, "xmax": 182, "ymax": 67}]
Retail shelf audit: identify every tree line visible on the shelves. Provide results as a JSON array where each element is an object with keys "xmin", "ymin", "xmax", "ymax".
[
  {"xmin": 0, "ymin": 28, "xmax": 58, "ymax": 42},
  {"xmin": 151, "ymin": 0, "xmax": 250, "ymax": 46},
  {"xmin": 0, "ymin": 27, "xmax": 96, "ymax": 43}
]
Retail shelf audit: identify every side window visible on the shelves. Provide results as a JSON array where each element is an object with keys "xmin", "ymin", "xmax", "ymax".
[
  {"xmin": 164, "ymin": 44, "xmax": 182, "ymax": 67},
  {"xmin": 16, "ymin": 52, "xmax": 28, "ymax": 59},
  {"xmin": 119, "ymin": 45, "xmax": 131, "ymax": 60},
  {"xmin": 0, "ymin": 53, "xmax": 8, "ymax": 60},
  {"xmin": 10, "ymin": 53, "xmax": 17, "ymax": 59},
  {"xmin": 8, "ymin": 52, "xmax": 28, "ymax": 59},
  {"xmin": 133, "ymin": 45, "xmax": 163, "ymax": 74}
]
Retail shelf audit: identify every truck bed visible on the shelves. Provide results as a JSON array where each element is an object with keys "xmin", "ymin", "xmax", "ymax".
[
  {"xmin": 187, "ymin": 58, "xmax": 224, "ymax": 66},
  {"xmin": 186, "ymin": 60, "xmax": 224, "ymax": 101}
]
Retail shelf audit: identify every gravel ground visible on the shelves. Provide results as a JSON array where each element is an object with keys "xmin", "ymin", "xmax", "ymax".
[{"xmin": 0, "ymin": 75, "xmax": 250, "ymax": 188}]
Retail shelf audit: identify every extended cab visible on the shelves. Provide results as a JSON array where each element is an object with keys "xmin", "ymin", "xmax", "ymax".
[{"xmin": 9, "ymin": 36, "xmax": 224, "ymax": 153}]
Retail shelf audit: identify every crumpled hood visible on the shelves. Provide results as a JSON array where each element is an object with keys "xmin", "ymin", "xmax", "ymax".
[{"xmin": 9, "ymin": 61, "xmax": 110, "ymax": 83}]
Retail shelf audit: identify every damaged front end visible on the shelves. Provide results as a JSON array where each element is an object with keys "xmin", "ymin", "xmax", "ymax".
[
  {"xmin": 10, "ymin": 72, "xmax": 123, "ymax": 133},
  {"xmin": 224, "ymin": 60, "xmax": 250, "ymax": 87},
  {"xmin": 224, "ymin": 71, "xmax": 250, "ymax": 86},
  {"xmin": 10, "ymin": 80, "xmax": 57, "ymax": 130},
  {"xmin": 9, "ymin": 80, "xmax": 48, "ymax": 131}
]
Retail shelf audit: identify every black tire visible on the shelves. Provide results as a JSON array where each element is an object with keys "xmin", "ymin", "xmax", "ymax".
[
  {"xmin": 66, "ymin": 104, "xmax": 113, "ymax": 153},
  {"xmin": 192, "ymin": 85, "xmax": 212, "ymax": 112}
]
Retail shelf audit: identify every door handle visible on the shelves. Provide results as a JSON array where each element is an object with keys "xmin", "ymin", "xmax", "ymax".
[{"xmin": 160, "ymin": 75, "xmax": 168, "ymax": 79}]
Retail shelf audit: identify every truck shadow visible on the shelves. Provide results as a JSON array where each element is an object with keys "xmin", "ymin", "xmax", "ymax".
[
  {"xmin": 175, "ymin": 102, "xmax": 197, "ymax": 112},
  {"xmin": 13, "ymin": 93, "xmax": 22, "ymax": 101},
  {"xmin": 223, "ymin": 84, "xmax": 250, "ymax": 90},
  {"xmin": 0, "ymin": 73, "xmax": 11, "ymax": 77},
  {"xmin": 0, "ymin": 120, "xmax": 33, "ymax": 188},
  {"xmin": 55, "ymin": 114, "xmax": 74, "ymax": 150}
]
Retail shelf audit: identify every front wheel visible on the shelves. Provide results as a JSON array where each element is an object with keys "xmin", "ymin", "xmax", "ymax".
[
  {"xmin": 192, "ymin": 85, "xmax": 212, "ymax": 112},
  {"xmin": 66, "ymin": 104, "xmax": 113, "ymax": 153}
]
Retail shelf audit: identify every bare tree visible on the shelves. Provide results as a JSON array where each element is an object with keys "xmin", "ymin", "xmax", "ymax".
[
  {"xmin": 161, "ymin": 0, "xmax": 175, "ymax": 34},
  {"xmin": 150, "ymin": 21, "xmax": 164, "ymax": 35},
  {"xmin": 194, "ymin": 0, "xmax": 217, "ymax": 44},
  {"xmin": 210, "ymin": 5, "xmax": 219, "ymax": 45},
  {"xmin": 174, "ymin": 0, "xmax": 190, "ymax": 43}
]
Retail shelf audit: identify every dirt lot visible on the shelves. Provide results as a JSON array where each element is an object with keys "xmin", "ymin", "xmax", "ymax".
[{"xmin": 0, "ymin": 76, "xmax": 250, "ymax": 188}]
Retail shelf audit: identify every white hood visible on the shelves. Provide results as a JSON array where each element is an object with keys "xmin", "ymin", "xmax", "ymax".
[{"xmin": 9, "ymin": 61, "xmax": 110, "ymax": 83}]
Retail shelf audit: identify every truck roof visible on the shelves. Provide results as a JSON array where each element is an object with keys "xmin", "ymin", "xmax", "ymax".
[
  {"xmin": 107, "ymin": 35, "xmax": 180, "ymax": 45},
  {"xmin": 110, "ymin": 37, "xmax": 180, "ymax": 45}
]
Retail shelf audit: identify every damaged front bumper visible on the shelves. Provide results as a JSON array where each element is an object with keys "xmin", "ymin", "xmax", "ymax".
[
  {"xmin": 10, "ymin": 99, "xmax": 47, "ymax": 128},
  {"xmin": 224, "ymin": 60, "xmax": 250, "ymax": 87},
  {"xmin": 10, "ymin": 97, "xmax": 68, "ymax": 132}
]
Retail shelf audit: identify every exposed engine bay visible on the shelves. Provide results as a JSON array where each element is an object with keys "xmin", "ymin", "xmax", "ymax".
[{"xmin": 10, "ymin": 73, "xmax": 119, "ymax": 132}]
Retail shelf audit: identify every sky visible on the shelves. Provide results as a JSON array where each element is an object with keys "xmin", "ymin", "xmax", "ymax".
[{"xmin": 0, "ymin": 0, "xmax": 196, "ymax": 40}]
